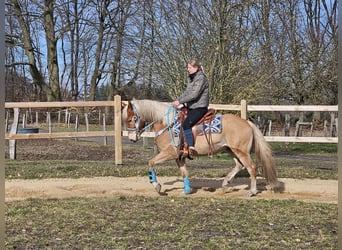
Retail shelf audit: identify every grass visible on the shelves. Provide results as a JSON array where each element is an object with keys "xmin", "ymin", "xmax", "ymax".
[
  {"xmin": 6, "ymin": 197, "xmax": 337, "ymax": 249},
  {"xmin": 270, "ymin": 141, "xmax": 337, "ymax": 154},
  {"xmin": 4, "ymin": 155, "xmax": 338, "ymax": 180},
  {"xmin": 5, "ymin": 142, "xmax": 337, "ymax": 180},
  {"xmin": 5, "ymin": 141, "xmax": 338, "ymax": 249}
]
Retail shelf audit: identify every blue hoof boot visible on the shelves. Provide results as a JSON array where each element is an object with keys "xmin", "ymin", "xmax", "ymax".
[
  {"xmin": 183, "ymin": 187, "xmax": 192, "ymax": 194},
  {"xmin": 149, "ymin": 169, "xmax": 157, "ymax": 183},
  {"xmin": 183, "ymin": 178, "xmax": 192, "ymax": 194}
]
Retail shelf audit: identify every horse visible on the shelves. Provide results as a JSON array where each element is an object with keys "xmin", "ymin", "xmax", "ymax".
[{"xmin": 122, "ymin": 99, "xmax": 278, "ymax": 196}]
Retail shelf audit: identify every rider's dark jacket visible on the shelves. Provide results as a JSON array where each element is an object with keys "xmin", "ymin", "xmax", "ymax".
[{"xmin": 177, "ymin": 70, "xmax": 209, "ymax": 109}]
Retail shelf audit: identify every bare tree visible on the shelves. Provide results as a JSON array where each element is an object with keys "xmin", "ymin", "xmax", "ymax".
[
  {"xmin": 56, "ymin": 0, "xmax": 86, "ymax": 100},
  {"xmin": 303, "ymin": 0, "xmax": 337, "ymax": 104},
  {"xmin": 5, "ymin": 0, "xmax": 337, "ymax": 105},
  {"xmin": 7, "ymin": 0, "xmax": 61, "ymax": 101},
  {"xmin": 44, "ymin": 0, "xmax": 61, "ymax": 101}
]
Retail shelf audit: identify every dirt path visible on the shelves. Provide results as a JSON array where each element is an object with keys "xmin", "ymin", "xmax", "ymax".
[{"xmin": 5, "ymin": 177, "xmax": 337, "ymax": 204}]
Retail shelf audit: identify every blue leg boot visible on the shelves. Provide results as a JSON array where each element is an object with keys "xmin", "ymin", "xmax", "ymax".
[
  {"xmin": 149, "ymin": 169, "xmax": 161, "ymax": 193},
  {"xmin": 149, "ymin": 169, "xmax": 157, "ymax": 183},
  {"xmin": 183, "ymin": 177, "xmax": 192, "ymax": 194}
]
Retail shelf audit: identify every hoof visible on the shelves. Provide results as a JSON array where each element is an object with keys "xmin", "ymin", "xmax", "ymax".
[
  {"xmin": 265, "ymin": 184, "xmax": 275, "ymax": 192},
  {"xmin": 222, "ymin": 186, "xmax": 232, "ymax": 194},
  {"xmin": 245, "ymin": 190, "xmax": 257, "ymax": 197},
  {"xmin": 182, "ymin": 188, "xmax": 192, "ymax": 195},
  {"xmin": 152, "ymin": 182, "xmax": 161, "ymax": 193}
]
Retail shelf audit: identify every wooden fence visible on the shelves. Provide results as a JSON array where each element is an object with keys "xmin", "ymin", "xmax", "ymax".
[{"xmin": 5, "ymin": 95, "xmax": 338, "ymax": 164}]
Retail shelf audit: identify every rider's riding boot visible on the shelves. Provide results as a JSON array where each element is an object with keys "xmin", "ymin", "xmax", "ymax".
[{"xmin": 183, "ymin": 129, "xmax": 197, "ymax": 160}]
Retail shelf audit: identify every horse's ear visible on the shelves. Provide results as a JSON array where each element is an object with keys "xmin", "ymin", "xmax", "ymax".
[
  {"xmin": 127, "ymin": 101, "xmax": 135, "ymax": 117},
  {"xmin": 121, "ymin": 101, "xmax": 127, "ymax": 110},
  {"xmin": 126, "ymin": 101, "xmax": 133, "ymax": 110}
]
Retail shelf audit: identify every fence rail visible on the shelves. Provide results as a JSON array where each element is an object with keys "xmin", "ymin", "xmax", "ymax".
[
  {"xmin": 248, "ymin": 105, "xmax": 338, "ymax": 112},
  {"xmin": 5, "ymin": 96, "xmax": 338, "ymax": 164}
]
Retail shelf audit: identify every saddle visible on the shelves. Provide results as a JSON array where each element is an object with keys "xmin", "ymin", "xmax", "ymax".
[
  {"xmin": 196, "ymin": 109, "xmax": 215, "ymax": 124},
  {"xmin": 177, "ymin": 108, "xmax": 216, "ymax": 160}
]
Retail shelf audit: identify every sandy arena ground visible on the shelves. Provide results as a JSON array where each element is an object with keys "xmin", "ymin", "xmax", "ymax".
[
  {"xmin": 5, "ymin": 176, "xmax": 338, "ymax": 204},
  {"xmin": 5, "ymin": 139, "xmax": 338, "ymax": 204}
]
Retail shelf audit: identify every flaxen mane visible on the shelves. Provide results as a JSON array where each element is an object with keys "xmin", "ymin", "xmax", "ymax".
[{"xmin": 131, "ymin": 99, "xmax": 174, "ymax": 125}]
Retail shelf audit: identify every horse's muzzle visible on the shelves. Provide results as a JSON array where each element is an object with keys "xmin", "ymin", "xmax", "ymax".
[{"xmin": 128, "ymin": 132, "xmax": 140, "ymax": 142}]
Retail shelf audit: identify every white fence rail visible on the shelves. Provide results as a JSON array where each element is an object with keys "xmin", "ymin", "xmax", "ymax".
[
  {"xmin": 5, "ymin": 96, "xmax": 338, "ymax": 164},
  {"xmin": 247, "ymin": 104, "xmax": 338, "ymax": 143}
]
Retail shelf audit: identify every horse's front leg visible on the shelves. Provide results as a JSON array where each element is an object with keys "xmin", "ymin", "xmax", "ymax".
[
  {"xmin": 147, "ymin": 167, "xmax": 160, "ymax": 193},
  {"xmin": 148, "ymin": 148, "xmax": 177, "ymax": 193},
  {"xmin": 176, "ymin": 158, "xmax": 192, "ymax": 194}
]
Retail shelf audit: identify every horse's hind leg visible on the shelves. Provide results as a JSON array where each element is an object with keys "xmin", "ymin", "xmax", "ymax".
[
  {"xmin": 225, "ymin": 148, "xmax": 258, "ymax": 197},
  {"xmin": 245, "ymin": 161, "xmax": 258, "ymax": 197},
  {"xmin": 176, "ymin": 158, "xmax": 192, "ymax": 194},
  {"xmin": 222, "ymin": 158, "xmax": 243, "ymax": 193}
]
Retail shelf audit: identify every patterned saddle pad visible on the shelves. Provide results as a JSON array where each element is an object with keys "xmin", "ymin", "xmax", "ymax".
[{"xmin": 173, "ymin": 114, "xmax": 223, "ymax": 136}]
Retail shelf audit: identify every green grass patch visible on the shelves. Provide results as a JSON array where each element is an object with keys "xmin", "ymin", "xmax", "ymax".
[
  {"xmin": 270, "ymin": 142, "xmax": 337, "ymax": 154},
  {"xmin": 5, "ymin": 140, "xmax": 337, "ymax": 180},
  {"xmin": 5, "ymin": 145, "xmax": 337, "ymax": 180},
  {"xmin": 5, "ymin": 197, "xmax": 337, "ymax": 249},
  {"xmin": 5, "ymin": 156, "xmax": 337, "ymax": 180}
]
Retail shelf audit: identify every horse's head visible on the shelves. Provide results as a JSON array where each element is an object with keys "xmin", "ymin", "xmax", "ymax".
[{"xmin": 122, "ymin": 101, "xmax": 146, "ymax": 142}]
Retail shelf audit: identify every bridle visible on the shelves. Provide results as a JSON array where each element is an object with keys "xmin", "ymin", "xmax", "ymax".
[
  {"xmin": 125, "ymin": 102, "xmax": 179, "ymax": 146},
  {"xmin": 126, "ymin": 103, "xmax": 156, "ymax": 137}
]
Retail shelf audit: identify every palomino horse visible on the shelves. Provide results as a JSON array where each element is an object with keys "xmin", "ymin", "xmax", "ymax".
[{"xmin": 122, "ymin": 99, "xmax": 278, "ymax": 196}]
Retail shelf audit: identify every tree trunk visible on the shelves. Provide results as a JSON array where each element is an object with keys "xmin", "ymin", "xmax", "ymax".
[
  {"xmin": 11, "ymin": 0, "xmax": 49, "ymax": 98},
  {"xmin": 44, "ymin": 0, "xmax": 61, "ymax": 101}
]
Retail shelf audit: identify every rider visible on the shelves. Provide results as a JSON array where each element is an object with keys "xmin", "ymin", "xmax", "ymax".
[{"xmin": 172, "ymin": 59, "xmax": 209, "ymax": 159}]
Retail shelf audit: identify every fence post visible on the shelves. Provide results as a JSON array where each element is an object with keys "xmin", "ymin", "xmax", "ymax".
[
  {"xmin": 103, "ymin": 113, "xmax": 107, "ymax": 146},
  {"xmin": 330, "ymin": 112, "xmax": 335, "ymax": 137},
  {"xmin": 9, "ymin": 108, "xmax": 19, "ymax": 160},
  {"xmin": 85, "ymin": 113, "xmax": 89, "ymax": 131},
  {"xmin": 241, "ymin": 99, "xmax": 247, "ymax": 119},
  {"xmin": 22, "ymin": 113, "xmax": 26, "ymax": 128},
  {"xmin": 284, "ymin": 114, "xmax": 290, "ymax": 136},
  {"xmin": 35, "ymin": 111, "xmax": 39, "ymax": 127},
  {"xmin": 284, "ymin": 114, "xmax": 290, "ymax": 148},
  {"xmin": 114, "ymin": 95, "xmax": 122, "ymax": 165},
  {"xmin": 5, "ymin": 111, "xmax": 9, "ymax": 133},
  {"xmin": 74, "ymin": 113, "xmax": 79, "ymax": 142},
  {"xmin": 47, "ymin": 112, "xmax": 51, "ymax": 133}
]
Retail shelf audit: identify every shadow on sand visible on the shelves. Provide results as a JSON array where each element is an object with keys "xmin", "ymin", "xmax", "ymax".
[{"xmin": 162, "ymin": 177, "xmax": 285, "ymax": 195}]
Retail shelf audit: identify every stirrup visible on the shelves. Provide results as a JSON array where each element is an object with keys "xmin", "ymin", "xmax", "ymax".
[
  {"xmin": 181, "ymin": 149, "xmax": 190, "ymax": 160},
  {"xmin": 188, "ymin": 147, "xmax": 197, "ymax": 160},
  {"xmin": 179, "ymin": 148, "xmax": 192, "ymax": 160}
]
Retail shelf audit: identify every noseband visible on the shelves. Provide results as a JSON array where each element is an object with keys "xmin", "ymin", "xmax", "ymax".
[{"xmin": 127, "ymin": 103, "xmax": 156, "ymax": 136}]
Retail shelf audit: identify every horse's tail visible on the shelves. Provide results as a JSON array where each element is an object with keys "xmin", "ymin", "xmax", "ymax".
[{"xmin": 248, "ymin": 121, "xmax": 278, "ymax": 188}]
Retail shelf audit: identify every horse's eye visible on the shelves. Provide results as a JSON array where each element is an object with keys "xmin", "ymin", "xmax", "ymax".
[{"xmin": 132, "ymin": 115, "xmax": 138, "ymax": 121}]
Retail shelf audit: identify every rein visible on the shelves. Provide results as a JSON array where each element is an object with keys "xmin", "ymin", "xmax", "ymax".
[
  {"xmin": 130, "ymin": 103, "xmax": 179, "ymax": 147},
  {"xmin": 128, "ymin": 103, "xmax": 156, "ymax": 135},
  {"xmin": 165, "ymin": 106, "xmax": 179, "ymax": 147}
]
